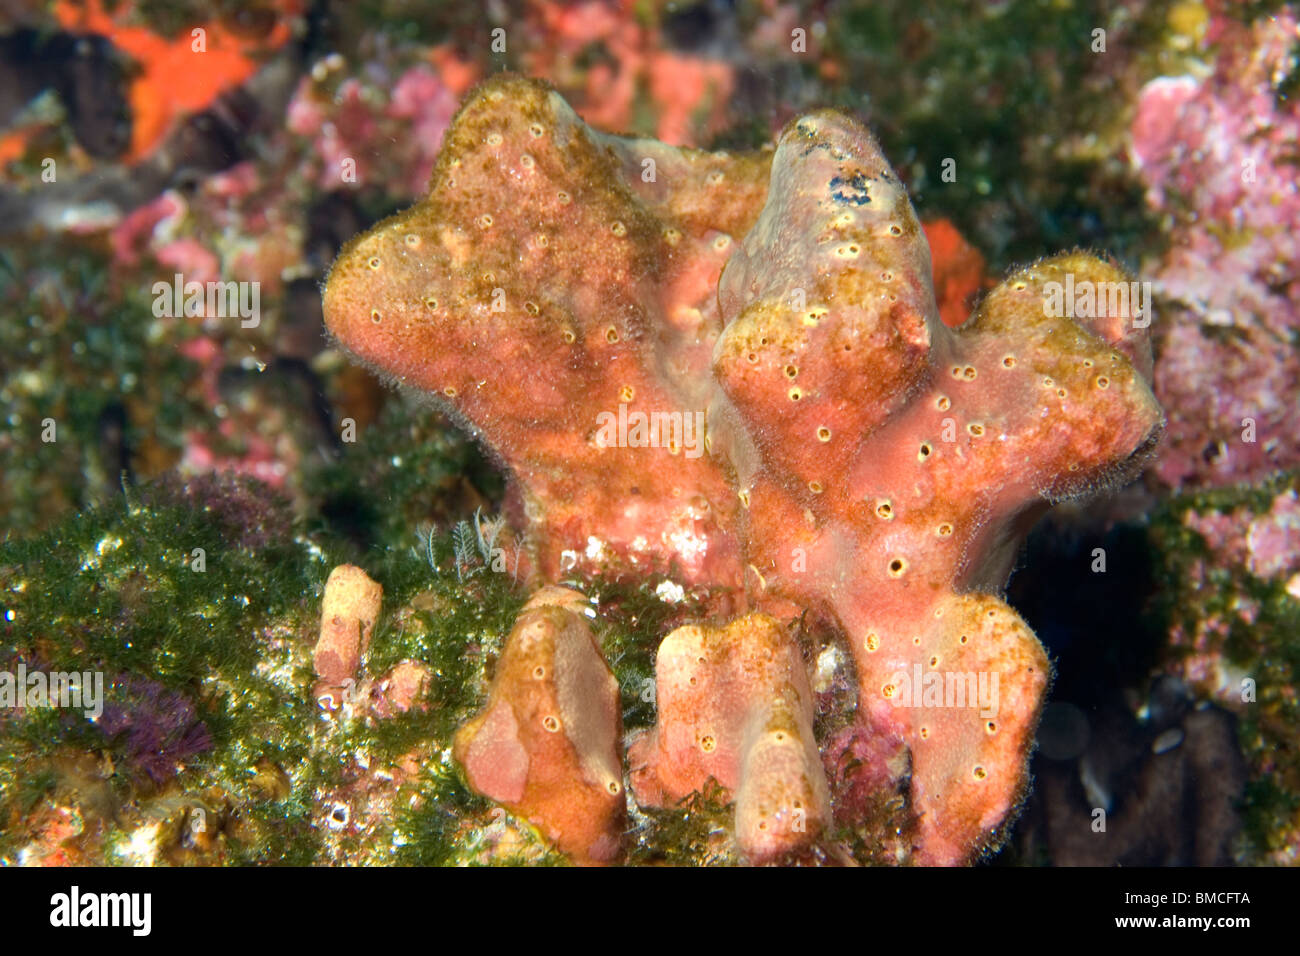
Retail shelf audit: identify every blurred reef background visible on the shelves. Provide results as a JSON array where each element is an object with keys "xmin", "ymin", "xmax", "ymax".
[{"xmin": 0, "ymin": 0, "xmax": 1296, "ymax": 865}]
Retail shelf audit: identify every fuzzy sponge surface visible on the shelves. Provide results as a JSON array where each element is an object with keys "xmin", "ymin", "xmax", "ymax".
[{"xmin": 324, "ymin": 75, "xmax": 1163, "ymax": 865}]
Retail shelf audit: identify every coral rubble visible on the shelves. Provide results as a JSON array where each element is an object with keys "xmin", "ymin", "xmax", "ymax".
[{"xmin": 324, "ymin": 75, "xmax": 1163, "ymax": 865}]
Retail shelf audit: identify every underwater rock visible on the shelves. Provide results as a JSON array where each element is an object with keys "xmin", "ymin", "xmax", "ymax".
[
  {"xmin": 1132, "ymin": 10, "xmax": 1300, "ymax": 488},
  {"xmin": 1151, "ymin": 477, "xmax": 1300, "ymax": 863},
  {"xmin": 1023, "ymin": 680, "xmax": 1246, "ymax": 866}
]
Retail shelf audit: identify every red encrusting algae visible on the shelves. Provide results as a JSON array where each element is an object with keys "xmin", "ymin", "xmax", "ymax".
[{"xmin": 54, "ymin": 0, "xmax": 301, "ymax": 162}]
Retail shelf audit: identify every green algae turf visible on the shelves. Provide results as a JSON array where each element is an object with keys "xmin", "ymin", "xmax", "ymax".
[{"xmin": 0, "ymin": 438, "xmax": 743, "ymax": 864}]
